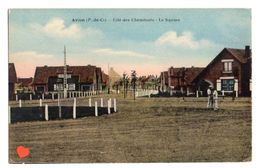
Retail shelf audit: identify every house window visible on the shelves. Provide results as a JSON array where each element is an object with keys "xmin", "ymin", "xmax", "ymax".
[
  {"xmin": 36, "ymin": 86, "xmax": 45, "ymax": 93},
  {"xmin": 68, "ymin": 84, "xmax": 75, "ymax": 91},
  {"xmin": 223, "ymin": 62, "xmax": 232, "ymax": 73},
  {"xmin": 221, "ymin": 79, "xmax": 234, "ymax": 91},
  {"xmin": 54, "ymin": 84, "xmax": 63, "ymax": 91},
  {"xmin": 81, "ymin": 84, "xmax": 92, "ymax": 91}
]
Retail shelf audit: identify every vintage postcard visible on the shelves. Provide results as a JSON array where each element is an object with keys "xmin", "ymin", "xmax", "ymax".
[{"xmin": 8, "ymin": 9, "xmax": 251, "ymax": 163}]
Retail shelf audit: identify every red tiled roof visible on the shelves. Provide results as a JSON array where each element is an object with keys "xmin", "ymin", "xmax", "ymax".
[
  {"xmin": 101, "ymin": 71, "xmax": 109, "ymax": 84},
  {"xmin": 9, "ymin": 63, "xmax": 17, "ymax": 83},
  {"xmin": 184, "ymin": 67, "xmax": 204, "ymax": 85},
  {"xmin": 139, "ymin": 76, "xmax": 149, "ymax": 82},
  {"xmin": 226, "ymin": 48, "xmax": 249, "ymax": 63},
  {"xmin": 169, "ymin": 67, "xmax": 204, "ymax": 85},
  {"xmin": 18, "ymin": 77, "xmax": 33, "ymax": 87},
  {"xmin": 33, "ymin": 65, "xmax": 102, "ymax": 84},
  {"xmin": 192, "ymin": 47, "xmax": 251, "ymax": 83}
]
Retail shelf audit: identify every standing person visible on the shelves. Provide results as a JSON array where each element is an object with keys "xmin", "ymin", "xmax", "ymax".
[
  {"xmin": 207, "ymin": 86, "xmax": 213, "ymax": 108},
  {"xmin": 213, "ymin": 89, "xmax": 218, "ymax": 110}
]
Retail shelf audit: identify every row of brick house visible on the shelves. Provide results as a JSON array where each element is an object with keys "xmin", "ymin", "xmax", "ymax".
[
  {"xmin": 9, "ymin": 46, "xmax": 252, "ymax": 100},
  {"xmin": 33, "ymin": 65, "xmax": 108, "ymax": 93},
  {"xmin": 9, "ymin": 63, "xmax": 17, "ymax": 100},
  {"xmin": 160, "ymin": 46, "xmax": 252, "ymax": 96},
  {"xmin": 160, "ymin": 66, "xmax": 204, "ymax": 95},
  {"xmin": 8, "ymin": 64, "xmax": 109, "ymax": 100}
]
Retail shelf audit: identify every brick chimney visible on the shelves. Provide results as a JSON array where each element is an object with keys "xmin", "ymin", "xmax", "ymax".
[{"xmin": 245, "ymin": 45, "xmax": 251, "ymax": 58}]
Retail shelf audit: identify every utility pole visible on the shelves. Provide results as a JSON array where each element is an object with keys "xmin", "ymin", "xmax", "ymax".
[
  {"xmin": 108, "ymin": 64, "xmax": 110, "ymax": 94},
  {"xmin": 123, "ymin": 72, "xmax": 126, "ymax": 99},
  {"xmin": 58, "ymin": 92, "xmax": 61, "ymax": 119},
  {"xmin": 63, "ymin": 45, "xmax": 67, "ymax": 99}
]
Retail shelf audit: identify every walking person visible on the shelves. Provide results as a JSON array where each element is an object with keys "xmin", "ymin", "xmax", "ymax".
[
  {"xmin": 207, "ymin": 86, "xmax": 213, "ymax": 108},
  {"xmin": 213, "ymin": 89, "xmax": 218, "ymax": 110}
]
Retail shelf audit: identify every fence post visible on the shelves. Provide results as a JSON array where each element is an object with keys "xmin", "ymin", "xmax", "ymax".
[
  {"xmin": 16, "ymin": 94, "xmax": 18, "ymax": 101},
  {"xmin": 30, "ymin": 94, "xmax": 32, "ymax": 100},
  {"xmin": 52, "ymin": 93, "xmax": 54, "ymax": 100},
  {"xmin": 40, "ymin": 99, "xmax": 42, "ymax": 107},
  {"xmin": 45, "ymin": 104, "xmax": 49, "ymax": 121},
  {"xmin": 19, "ymin": 99, "xmax": 22, "ymax": 108},
  {"xmin": 108, "ymin": 100, "xmax": 111, "ymax": 114},
  {"xmin": 114, "ymin": 98, "xmax": 117, "ymax": 112},
  {"xmin": 8, "ymin": 106, "xmax": 11, "ymax": 124},
  {"xmin": 236, "ymin": 91, "xmax": 238, "ymax": 97},
  {"xmin": 42, "ymin": 93, "xmax": 44, "ymax": 100},
  {"xmin": 89, "ymin": 98, "xmax": 92, "ymax": 107},
  {"xmin": 196, "ymin": 90, "xmax": 199, "ymax": 98},
  {"xmin": 101, "ymin": 98, "xmax": 103, "ymax": 107},
  {"xmin": 73, "ymin": 98, "xmax": 76, "ymax": 119},
  {"xmin": 95, "ymin": 101, "xmax": 98, "ymax": 116}
]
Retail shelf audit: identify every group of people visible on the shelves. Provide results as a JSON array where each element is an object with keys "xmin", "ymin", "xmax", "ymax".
[{"xmin": 207, "ymin": 86, "xmax": 218, "ymax": 110}]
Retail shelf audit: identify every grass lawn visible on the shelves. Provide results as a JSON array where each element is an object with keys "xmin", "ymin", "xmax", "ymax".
[{"xmin": 9, "ymin": 95, "xmax": 251, "ymax": 163}]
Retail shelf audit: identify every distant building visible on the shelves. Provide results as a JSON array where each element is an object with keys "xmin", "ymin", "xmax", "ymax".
[
  {"xmin": 9, "ymin": 63, "xmax": 17, "ymax": 100},
  {"xmin": 160, "ymin": 67, "xmax": 203, "ymax": 94},
  {"xmin": 16, "ymin": 77, "xmax": 34, "ymax": 93},
  {"xmin": 160, "ymin": 71, "xmax": 168, "ymax": 92},
  {"xmin": 193, "ymin": 46, "xmax": 251, "ymax": 96},
  {"xmin": 33, "ymin": 65, "xmax": 107, "ymax": 93},
  {"xmin": 108, "ymin": 67, "xmax": 121, "ymax": 87},
  {"xmin": 138, "ymin": 75, "xmax": 159, "ymax": 90},
  {"xmin": 101, "ymin": 71, "xmax": 109, "ymax": 89}
]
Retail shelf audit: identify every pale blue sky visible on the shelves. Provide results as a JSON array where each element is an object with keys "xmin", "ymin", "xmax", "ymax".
[{"xmin": 9, "ymin": 9, "xmax": 251, "ymax": 77}]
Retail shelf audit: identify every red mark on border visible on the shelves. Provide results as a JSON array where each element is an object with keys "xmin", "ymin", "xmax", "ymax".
[{"xmin": 16, "ymin": 146, "xmax": 30, "ymax": 158}]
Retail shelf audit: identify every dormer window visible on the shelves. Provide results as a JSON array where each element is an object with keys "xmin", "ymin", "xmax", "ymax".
[{"xmin": 222, "ymin": 59, "xmax": 233, "ymax": 73}]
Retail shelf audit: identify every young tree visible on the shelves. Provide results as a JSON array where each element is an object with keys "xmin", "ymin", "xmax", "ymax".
[
  {"xmin": 131, "ymin": 70, "xmax": 137, "ymax": 100},
  {"xmin": 123, "ymin": 72, "xmax": 127, "ymax": 99}
]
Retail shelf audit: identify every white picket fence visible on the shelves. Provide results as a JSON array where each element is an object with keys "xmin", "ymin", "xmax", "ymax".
[
  {"xmin": 9, "ymin": 97, "xmax": 117, "ymax": 124},
  {"xmin": 135, "ymin": 90, "xmax": 158, "ymax": 98}
]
